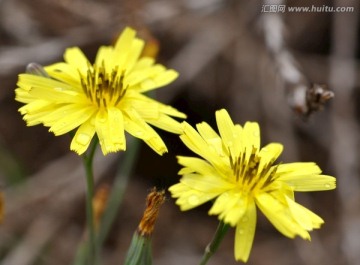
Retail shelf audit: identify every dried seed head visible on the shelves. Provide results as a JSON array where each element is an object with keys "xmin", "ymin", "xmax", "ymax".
[{"xmin": 138, "ymin": 188, "xmax": 166, "ymax": 237}]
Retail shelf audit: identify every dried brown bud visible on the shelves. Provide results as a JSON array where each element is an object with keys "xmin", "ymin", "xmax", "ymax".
[
  {"xmin": 305, "ymin": 83, "xmax": 334, "ymax": 116},
  {"xmin": 138, "ymin": 188, "xmax": 166, "ymax": 237}
]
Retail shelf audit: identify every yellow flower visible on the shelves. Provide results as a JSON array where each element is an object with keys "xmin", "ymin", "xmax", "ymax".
[
  {"xmin": 169, "ymin": 109, "xmax": 336, "ymax": 262},
  {"xmin": 15, "ymin": 27, "xmax": 186, "ymax": 155}
]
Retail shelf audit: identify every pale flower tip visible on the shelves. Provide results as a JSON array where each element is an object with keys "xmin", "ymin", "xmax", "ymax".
[
  {"xmin": 216, "ymin": 108, "xmax": 228, "ymax": 114},
  {"xmin": 157, "ymin": 148, "xmax": 168, "ymax": 156},
  {"xmin": 70, "ymin": 147, "xmax": 85, "ymax": 156},
  {"xmin": 234, "ymin": 248, "xmax": 250, "ymax": 263}
]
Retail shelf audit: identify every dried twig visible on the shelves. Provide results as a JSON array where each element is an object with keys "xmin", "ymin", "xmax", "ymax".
[{"xmin": 262, "ymin": 0, "xmax": 334, "ymax": 118}]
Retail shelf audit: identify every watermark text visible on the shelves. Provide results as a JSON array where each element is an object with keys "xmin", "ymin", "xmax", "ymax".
[{"xmin": 261, "ymin": 4, "xmax": 354, "ymax": 13}]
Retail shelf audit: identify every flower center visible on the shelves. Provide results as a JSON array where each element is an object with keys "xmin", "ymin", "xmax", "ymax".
[
  {"xmin": 79, "ymin": 63, "xmax": 127, "ymax": 108},
  {"xmin": 230, "ymin": 147, "xmax": 278, "ymax": 193}
]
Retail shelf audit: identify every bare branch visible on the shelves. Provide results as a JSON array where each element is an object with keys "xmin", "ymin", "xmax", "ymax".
[{"xmin": 262, "ymin": 0, "xmax": 334, "ymax": 118}]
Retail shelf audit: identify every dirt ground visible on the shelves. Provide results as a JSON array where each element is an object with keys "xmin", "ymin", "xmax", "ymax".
[{"xmin": 0, "ymin": 0, "xmax": 358, "ymax": 264}]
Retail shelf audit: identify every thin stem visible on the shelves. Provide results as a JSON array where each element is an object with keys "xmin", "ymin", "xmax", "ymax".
[
  {"xmin": 81, "ymin": 138, "xmax": 99, "ymax": 265},
  {"xmin": 97, "ymin": 138, "xmax": 141, "ymax": 246},
  {"xmin": 199, "ymin": 221, "xmax": 230, "ymax": 265}
]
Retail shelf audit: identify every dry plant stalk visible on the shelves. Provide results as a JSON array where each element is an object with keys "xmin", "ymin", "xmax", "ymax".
[
  {"xmin": 262, "ymin": 0, "xmax": 334, "ymax": 118},
  {"xmin": 138, "ymin": 188, "xmax": 166, "ymax": 237}
]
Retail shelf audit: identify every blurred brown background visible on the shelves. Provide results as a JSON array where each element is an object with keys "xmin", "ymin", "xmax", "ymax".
[{"xmin": 0, "ymin": 0, "xmax": 358, "ymax": 264}]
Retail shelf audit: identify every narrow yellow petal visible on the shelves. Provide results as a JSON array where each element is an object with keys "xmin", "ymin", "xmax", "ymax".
[
  {"xmin": 169, "ymin": 183, "xmax": 218, "ymax": 211},
  {"xmin": 277, "ymin": 162, "xmax": 336, "ymax": 191},
  {"xmin": 215, "ymin": 109, "xmax": 236, "ymax": 149},
  {"xmin": 146, "ymin": 114, "xmax": 183, "ymax": 133},
  {"xmin": 123, "ymin": 109, "xmax": 167, "ymax": 155},
  {"xmin": 18, "ymin": 100, "xmax": 51, "ymax": 115},
  {"xmin": 95, "ymin": 46, "xmax": 113, "ymax": 72},
  {"xmin": 285, "ymin": 196, "xmax": 324, "ymax": 229},
  {"xmin": 258, "ymin": 143, "xmax": 283, "ymax": 172},
  {"xmin": 29, "ymin": 86, "xmax": 82, "ymax": 103},
  {"xmin": 122, "ymin": 92, "xmax": 186, "ymax": 119},
  {"xmin": 196, "ymin": 122, "xmax": 224, "ymax": 156},
  {"xmin": 49, "ymin": 105, "xmax": 95, "ymax": 135},
  {"xmin": 70, "ymin": 119, "xmax": 96, "ymax": 155},
  {"xmin": 209, "ymin": 191, "xmax": 248, "ymax": 226},
  {"xmin": 197, "ymin": 122, "xmax": 220, "ymax": 141},
  {"xmin": 234, "ymin": 200, "xmax": 256, "ymax": 262},
  {"xmin": 107, "ymin": 107, "xmax": 126, "ymax": 150},
  {"xmin": 124, "ymin": 38, "xmax": 145, "ymax": 72},
  {"xmin": 124, "ymin": 64, "xmax": 165, "ymax": 88},
  {"xmin": 139, "ymin": 69, "xmax": 178, "ymax": 92},
  {"xmin": 64, "ymin": 47, "xmax": 90, "ymax": 72},
  {"xmin": 256, "ymin": 193, "xmax": 310, "ymax": 240},
  {"xmin": 277, "ymin": 162, "xmax": 321, "ymax": 175},
  {"xmin": 177, "ymin": 156, "xmax": 216, "ymax": 176},
  {"xmin": 95, "ymin": 108, "xmax": 126, "ymax": 154},
  {"xmin": 44, "ymin": 63, "xmax": 83, "ymax": 89},
  {"xmin": 181, "ymin": 173, "xmax": 234, "ymax": 194},
  {"xmin": 132, "ymin": 57, "xmax": 155, "ymax": 71},
  {"xmin": 243, "ymin": 121, "xmax": 260, "ymax": 152},
  {"xmin": 113, "ymin": 27, "xmax": 136, "ymax": 70},
  {"xmin": 18, "ymin": 74, "xmax": 75, "ymax": 92}
]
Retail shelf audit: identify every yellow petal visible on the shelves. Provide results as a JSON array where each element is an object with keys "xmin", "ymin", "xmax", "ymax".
[
  {"xmin": 123, "ymin": 109, "xmax": 167, "ymax": 155},
  {"xmin": 209, "ymin": 190, "xmax": 248, "ymax": 226},
  {"xmin": 196, "ymin": 122, "xmax": 224, "ymax": 156},
  {"xmin": 177, "ymin": 156, "xmax": 215, "ymax": 176},
  {"xmin": 107, "ymin": 107, "xmax": 126, "ymax": 149},
  {"xmin": 256, "ymin": 193, "xmax": 310, "ymax": 240},
  {"xmin": 146, "ymin": 114, "xmax": 183, "ymax": 133},
  {"xmin": 44, "ymin": 63, "xmax": 83, "ymax": 89},
  {"xmin": 215, "ymin": 109, "xmax": 236, "ymax": 149},
  {"xmin": 242, "ymin": 121, "xmax": 260, "ymax": 153},
  {"xmin": 277, "ymin": 163, "xmax": 336, "ymax": 191},
  {"xmin": 285, "ymin": 196, "xmax": 324, "ymax": 229},
  {"xmin": 70, "ymin": 119, "xmax": 96, "ymax": 155},
  {"xmin": 139, "ymin": 68, "xmax": 178, "ymax": 92},
  {"xmin": 122, "ymin": 92, "xmax": 186, "ymax": 119},
  {"xmin": 95, "ymin": 46, "xmax": 113, "ymax": 72},
  {"xmin": 95, "ymin": 108, "xmax": 126, "ymax": 155},
  {"xmin": 29, "ymin": 86, "xmax": 82, "ymax": 103},
  {"xmin": 258, "ymin": 143, "xmax": 283, "ymax": 172},
  {"xmin": 180, "ymin": 173, "xmax": 234, "ymax": 194},
  {"xmin": 64, "ymin": 47, "xmax": 90, "ymax": 72},
  {"xmin": 132, "ymin": 57, "xmax": 155, "ymax": 71},
  {"xmin": 18, "ymin": 100, "xmax": 51, "ymax": 115},
  {"xmin": 169, "ymin": 183, "xmax": 218, "ymax": 211},
  {"xmin": 124, "ymin": 38, "xmax": 145, "ymax": 73},
  {"xmin": 124, "ymin": 64, "xmax": 165, "ymax": 88},
  {"xmin": 234, "ymin": 200, "xmax": 256, "ymax": 262},
  {"xmin": 180, "ymin": 122, "xmax": 231, "ymax": 176},
  {"xmin": 18, "ymin": 74, "xmax": 75, "ymax": 92},
  {"xmin": 277, "ymin": 162, "xmax": 321, "ymax": 175},
  {"xmin": 48, "ymin": 105, "xmax": 95, "ymax": 135},
  {"xmin": 113, "ymin": 27, "xmax": 136, "ymax": 70}
]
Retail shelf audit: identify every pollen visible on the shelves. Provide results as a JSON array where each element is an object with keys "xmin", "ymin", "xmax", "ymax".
[
  {"xmin": 79, "ymin": 63, "xmax": 127, "ymax": 108},
  {"xmin": 230, "ymin": 147, "xmax": 277, "ymax": 193}
]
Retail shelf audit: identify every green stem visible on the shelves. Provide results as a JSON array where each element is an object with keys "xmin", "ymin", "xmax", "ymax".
[
  {"xmin": 97, "ymin": 138, "xmax": 141, "ymax": 246},
  {"xmin": 199, "ymin": 221, "xmax": 230, "ymax": 265},
  {"xmin": 81, "ymin": 138, "xmax": 99, "ymax": 265}
]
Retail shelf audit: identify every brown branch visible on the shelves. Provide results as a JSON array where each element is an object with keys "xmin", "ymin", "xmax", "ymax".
[{"xmin": 262, "ymin": 0, "xmax": 334, "ymax": 118}]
